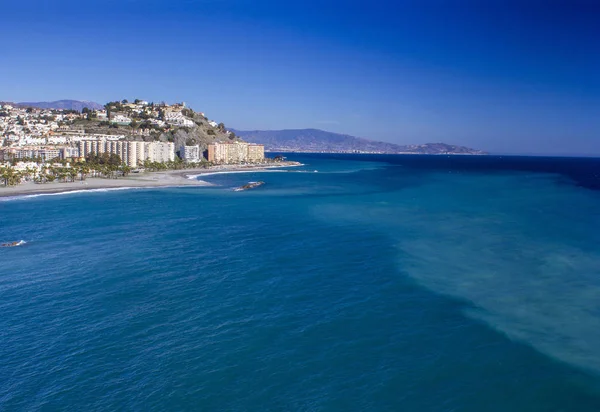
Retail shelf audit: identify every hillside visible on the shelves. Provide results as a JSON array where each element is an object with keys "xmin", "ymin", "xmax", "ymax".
[
  {"xmin": 15, "ymin": 100, "xmax": 103, "ymax": 111},
  {"xmin": 233, "ymin": 129, "xmax": 487, "ymax": 155}
]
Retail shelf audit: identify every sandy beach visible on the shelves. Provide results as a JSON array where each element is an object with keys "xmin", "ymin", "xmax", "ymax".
[{"xmin": 0, "ymin": 162, "xmax": 301, "ymax": 198}]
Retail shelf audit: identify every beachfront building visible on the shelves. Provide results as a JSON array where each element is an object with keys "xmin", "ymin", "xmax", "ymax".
[
  {"xmin": 145, "ymin": 141, "xmax": 175, "ymax": 163},
  {"xmin": 79, "ymin": 140, "xmax": 145, "ymax": 167},
  {"xmin": 247, "ymin": 144, "xmax": 265, "ymax": 163},
  {"xmin": 61, "ymin": 147, "xmax": 81, "ymax": 159},
  {"xmin": 1, "ymin": 147, "xmax": 62, "ymax": 162},
  {"xmin": 225, "ymin": 141, "xmax": 247, "ymax": 163},
  {"xmin": 207, "ymin": 142, "xmax": 265, "ymax": 164},
  {"xmin": 207, "ymin": 142, "xmax": 227, "ymax": 163},
  {"xmin": 181, "ymin": 145, "xmax": 201, "ymax": 162},
  {"xmin": 79, "ymin": 140, "xmax": 175, "ymax": 166}
]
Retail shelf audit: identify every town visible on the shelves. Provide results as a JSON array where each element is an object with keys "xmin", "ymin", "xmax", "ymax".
[{"xmin": 0, "ymin": 100, "xmax": 267, "ymax": 186}]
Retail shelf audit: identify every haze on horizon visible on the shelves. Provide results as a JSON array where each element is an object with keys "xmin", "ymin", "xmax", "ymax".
[{"xmin": 1, "ymin": 0, "xmax": 598, "ymax": 155}]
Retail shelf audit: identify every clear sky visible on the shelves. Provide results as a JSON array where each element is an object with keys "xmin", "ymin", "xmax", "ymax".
[{"xmin": 1, "ymin": 0, "xmax": 598, "ymax": 154}]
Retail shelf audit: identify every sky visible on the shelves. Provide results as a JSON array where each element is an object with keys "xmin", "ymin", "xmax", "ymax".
[{"xmin": 0, "ymin": 0, "xmax": 598, "ymax": 154}]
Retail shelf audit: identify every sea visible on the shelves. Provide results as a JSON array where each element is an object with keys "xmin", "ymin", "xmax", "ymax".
[{"xmin": 2, "ymin": 153, "xmax": 600, "ymax": 411}]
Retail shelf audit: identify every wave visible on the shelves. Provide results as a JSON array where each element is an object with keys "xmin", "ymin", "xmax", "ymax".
[
  {"xmin": 0, "ymin": 187, "xmax": 148, "ymax": 202},
  {"xmin": 186, "ymin": 164, "xmax": 306, "ymax": 180},
  {"xmin": 0, "ymin": 240, "xmax": 26, "ymax": 248},
  {"xmin": 187, "ymin": 169, "xmax": 289, "ymax": 180}
]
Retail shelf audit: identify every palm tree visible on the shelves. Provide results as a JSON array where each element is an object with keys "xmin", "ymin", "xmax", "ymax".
[
  {"xmin": 121, "ymin": 164, "xmax": 132, "ymax": 177},
  {"xmin": 79, "ymin": 164, "xmax": 90, "ymax": 181},
  {"xmin": 1, "ymin": 167, "xmax": 22, "ymax": 186},
  {"xmin": 0, "ymin": 166, "xmax": 8, "ymax": 186},
  {"xmin": 68, "ymin": 168, "xmax": 77, "ymax": 182}
]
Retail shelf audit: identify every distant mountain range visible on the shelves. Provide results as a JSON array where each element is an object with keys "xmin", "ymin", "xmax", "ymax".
[
  {"xmin": 233, "ymin": 128, "xmax": 487, "ymax": 155},
  {"xmin": 2, "ymin": 100, "xmax": 104, "ymax": 111}
]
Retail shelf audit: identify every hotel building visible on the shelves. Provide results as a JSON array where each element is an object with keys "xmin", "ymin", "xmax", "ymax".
[
  {"xmin": 78, "ymin": 140, "xmax": 174, "ymax": 167},
  {"xmin": 181, "ymin": 145, "xmax": 202, "ymax": 162},
  {"xmin": 207, "ymin": 142, "xmax": 265, "ymax": 164},
  {"xmin": 0, "ymin": 147, "xmax": 62, "ymax": 162}
]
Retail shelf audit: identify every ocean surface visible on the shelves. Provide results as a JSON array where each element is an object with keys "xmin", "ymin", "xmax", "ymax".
[{"xmin": 2, "ymin": 153, "xmax": 600, "ymax": 411}]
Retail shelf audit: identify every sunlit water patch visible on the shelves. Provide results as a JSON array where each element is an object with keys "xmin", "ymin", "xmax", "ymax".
[{"xmin": 316, "ymin": 169, "xmax": 600, "ymax": 376}]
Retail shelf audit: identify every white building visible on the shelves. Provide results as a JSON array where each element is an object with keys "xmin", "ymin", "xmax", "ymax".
[
  {"xmin": 181, "ymin": 145, "xmax": 201, "ymax": 162},
  {"xmin": 79, "ymin": 140, "xmax": 146, "ymax": 167},
  {"xmin": 110, "ymin": 115, "xmax": 132, "ymax": 125},
  {"xmin": 61, "ymin": 147, "xmax": 80, "ymax": 159},
  {"xmin": 164, "ymin": 112, "xmax": 195, "ymax": 127},
  {"xmin": 146, "ymin": 141, "xmax": 175, "ymax": 163},
  {"xmin": 19, "ymin": 136, "xmax": 47, "ymax": 146},
  {"xmin": 48, "ymin": 136, "xmax": 68, "ymax": 145}
]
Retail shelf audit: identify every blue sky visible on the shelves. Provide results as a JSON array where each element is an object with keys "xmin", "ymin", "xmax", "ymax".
[{"xmin": 1, "ymin": 0, "xmax": 598, "ymax": 154}]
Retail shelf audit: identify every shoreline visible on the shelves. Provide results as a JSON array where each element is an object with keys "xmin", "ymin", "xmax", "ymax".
[
  {"xmin": 181, "ymin": 161, "xmax": 302, "ymax": 179},
  {"xmin": 0, "ymin": 162, "xmax": 301, "ymax": 199}
]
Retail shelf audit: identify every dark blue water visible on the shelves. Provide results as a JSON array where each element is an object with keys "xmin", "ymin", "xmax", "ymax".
[{"xmin": 2, "ymin": 154, "xmax": 600, "ymax": 411}]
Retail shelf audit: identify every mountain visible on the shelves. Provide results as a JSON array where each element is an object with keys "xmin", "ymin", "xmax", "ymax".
[
  {"xmin": 16, "ymin": 100, "xmax": 104, "ymax": 111},
  {"xmin": 232, "ymin": 129, "xmax": 487, "ymax": 155}
]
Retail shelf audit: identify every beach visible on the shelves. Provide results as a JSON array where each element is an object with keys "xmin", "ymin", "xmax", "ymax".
[{"xmin": 0, "ymin": 162, "xmax": 301, "ymax": 198}]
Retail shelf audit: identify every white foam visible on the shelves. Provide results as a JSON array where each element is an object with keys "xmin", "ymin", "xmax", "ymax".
[
  {"xmin": 187, "ymin": 169, "xmax": 287, "ymax": 179},
  {"xmin": 0, "ymin": 186, "xmax": 144, "ymax": 201},
  {"xmin": 185, "ymin": 163, "xmax": 305, "ymax": 180}
]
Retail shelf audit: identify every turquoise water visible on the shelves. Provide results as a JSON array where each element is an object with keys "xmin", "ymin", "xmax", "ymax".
[{"xmin": 2, "ymin": 154, "xmax": 600, "ymax": 411}]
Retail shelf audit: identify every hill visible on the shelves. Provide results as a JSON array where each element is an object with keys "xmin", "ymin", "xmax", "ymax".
[
  {"xmin": 65, "ymin": 102, "xmax": 242, "ymax": 151},
  {"xmin": 232, "ymin": 129, "xmax": 487, "ymax": 155},
  {"xmin": 16, "ymin": 100, "xmax": 104, "ymax": 111}
]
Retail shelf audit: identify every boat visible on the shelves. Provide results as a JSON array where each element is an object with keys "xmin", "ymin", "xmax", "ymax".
[
  {"xmin": 233, "ymin": 181, "xmax": 265, "ymax": 191},
  {"xmin": 1, "ymin": 240, "xmax": 26, "ymax": 248}
]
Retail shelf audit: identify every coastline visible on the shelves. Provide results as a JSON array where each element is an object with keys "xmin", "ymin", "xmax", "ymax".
[
  {"xmin": 0, "ymin": 162, "xmax": 301, "ymax": 199},
  {"xmin": 181, "ymin": 161, "xmax": 302, "ymax": 180}
]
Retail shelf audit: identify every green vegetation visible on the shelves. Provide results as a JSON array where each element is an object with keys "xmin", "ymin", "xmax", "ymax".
[
  {"xmin": 85, "ymin": 152, "xmax": 122, "ymax": 167},
  {"xmin": 0, "ymin": 166, "xmax": 22, "ymax": 186}
]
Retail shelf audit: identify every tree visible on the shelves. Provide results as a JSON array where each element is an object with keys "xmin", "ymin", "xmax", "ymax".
[
  {"xmin": 122, "ymin": 99, "xmax": 128, "ymax": 104},
  {"xmin": 121, "ymin": 164, "xmax": 132, "ymax": 177},
  {"xmin": 134, "ymin": 99, "xmax": 141, "ymax": 104},
  {"xmin": 68, "ymin": 168, "xmax": 78, "ymax": 182}
]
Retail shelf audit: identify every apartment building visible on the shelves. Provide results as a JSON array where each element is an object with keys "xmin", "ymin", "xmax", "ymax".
[
  {"xmin": 207, "ymin": 142, "xmax": 265, "ymax": 164},
  {"xmin": 0, "ymin": 147, "xmax": 62, "ymax": 162},
  {"xmin": 79, "ymin": 140, "xmax": 146, "ymax": 167},
  {"xmin": 247, "ymin": 144, "xmax": 265, "ymax": 163},
  {"xmin": 146, "ymin": 141, "xmax": 175, "ymax": 163},
  {"xmin": 181, "ymin": 145, "xmax": 201, "ymax": 162}
]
